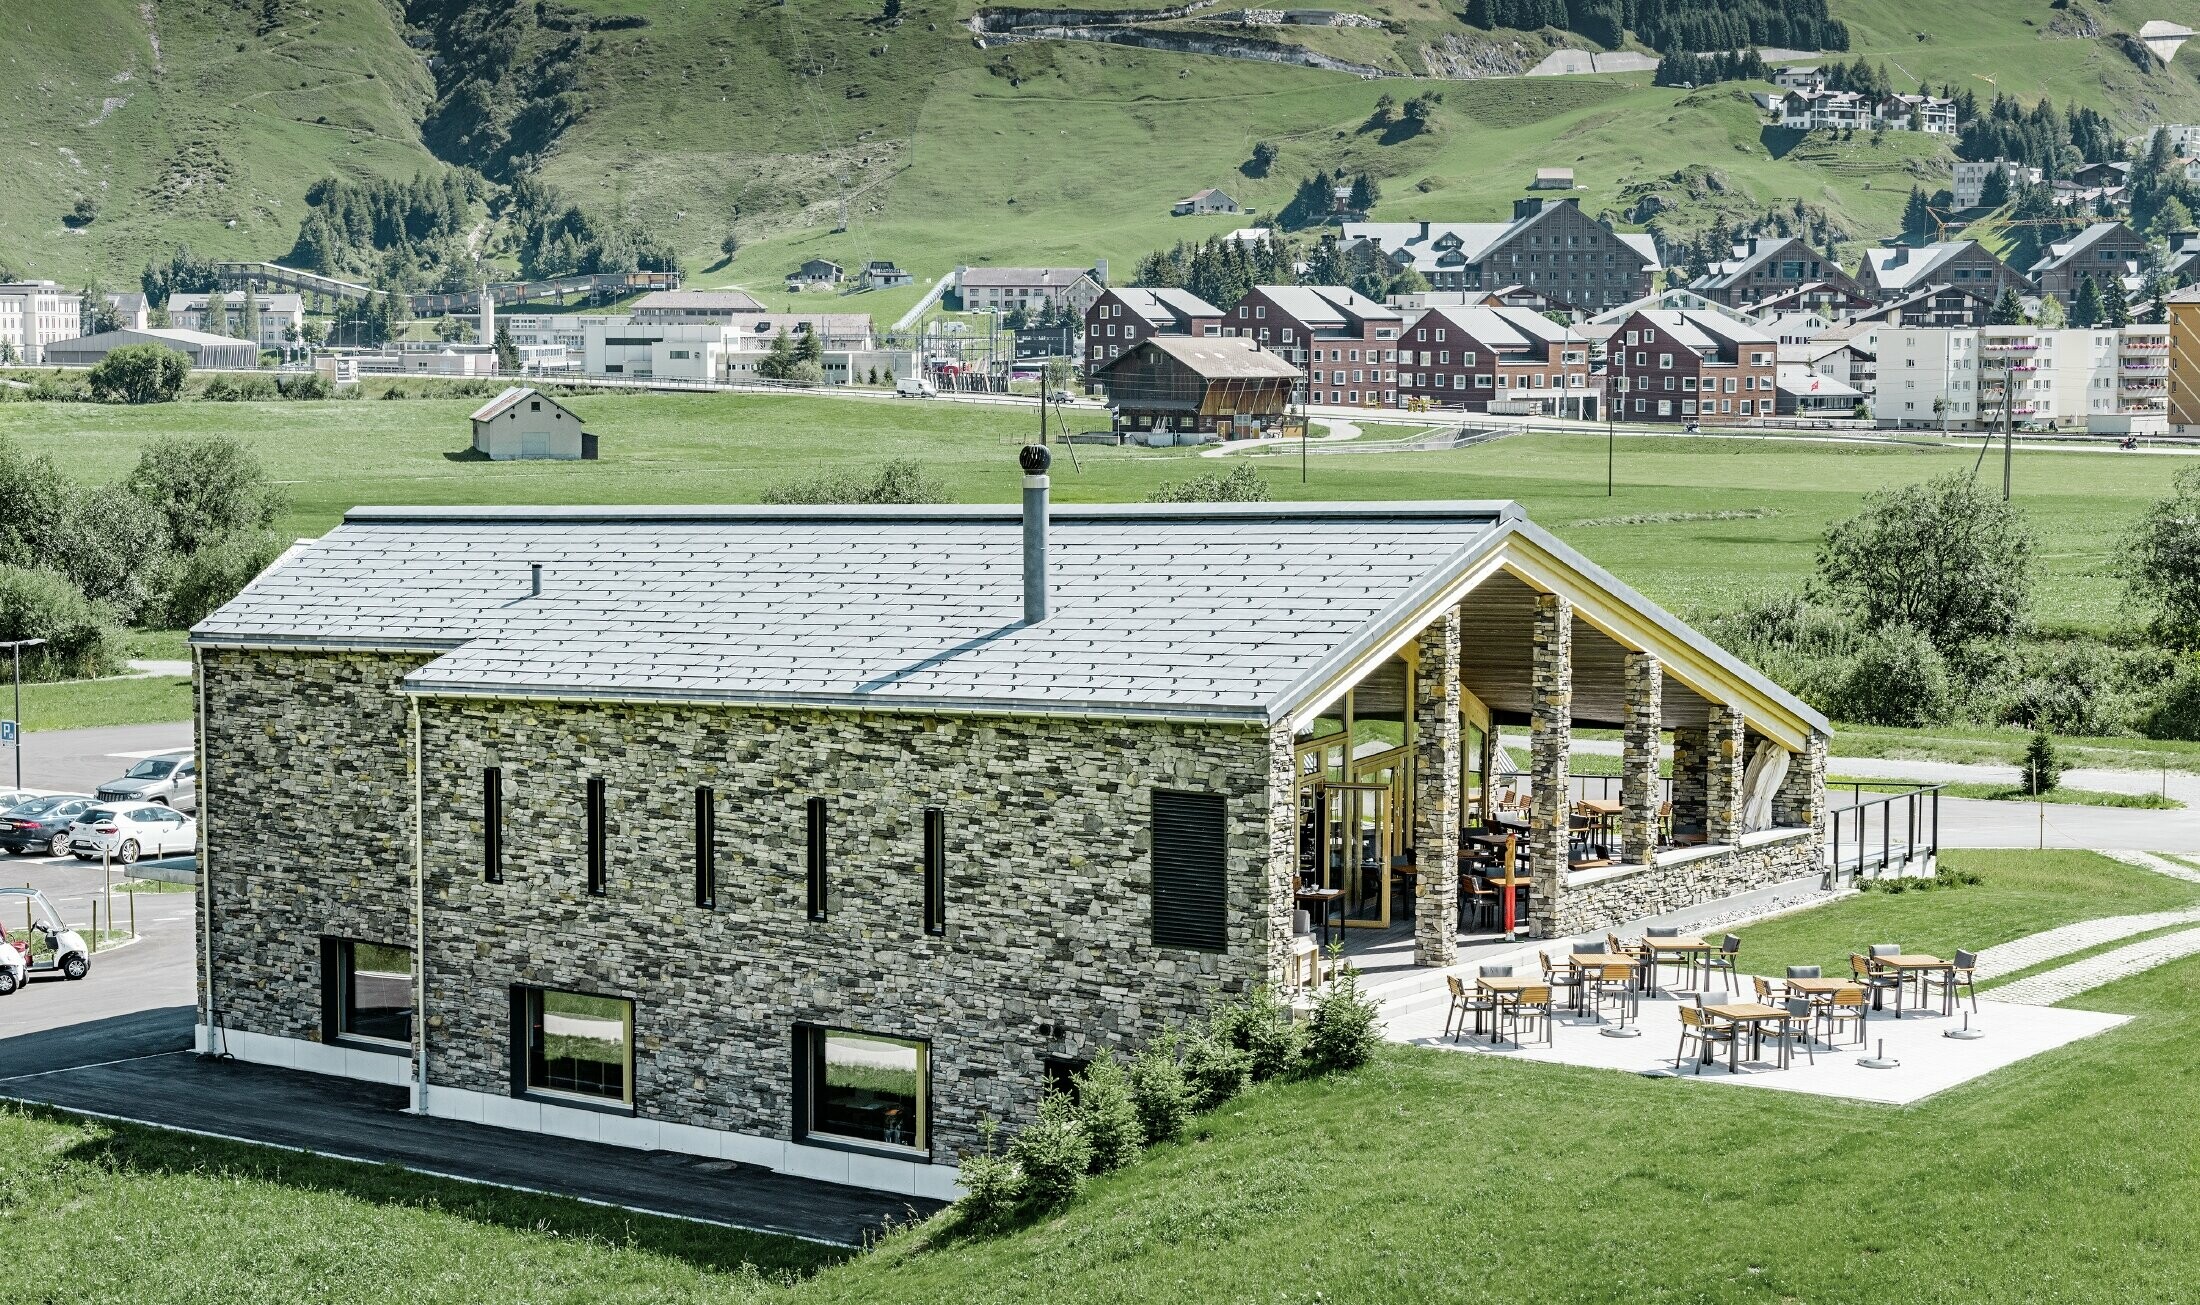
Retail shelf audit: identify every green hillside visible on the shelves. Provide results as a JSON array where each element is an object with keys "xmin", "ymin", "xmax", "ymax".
[{"xmin": 12, "ymin": 0, "xmax": 2200, "ymax": 297}]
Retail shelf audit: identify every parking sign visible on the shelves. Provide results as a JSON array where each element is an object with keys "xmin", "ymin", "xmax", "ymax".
[{"xmin": 0, "ymin": 720, "xmax": 13, "ymax": 746}]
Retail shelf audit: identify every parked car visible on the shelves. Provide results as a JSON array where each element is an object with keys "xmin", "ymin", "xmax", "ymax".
[
  {"xmin": 0, "ymin": 794, "xmax": 95, "ymax": 857},
  {"xmin": 94, "ymin": 752, "xmax": 196, "ymax": 809},
  {"xmin": 64, "ymin": 802, "xmax": 197, "ymax": 864},
  {"xmin": 0, "ymin": 790, "xmax": 40, "ymax": 813}
]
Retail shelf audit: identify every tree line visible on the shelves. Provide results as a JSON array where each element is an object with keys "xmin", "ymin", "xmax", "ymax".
[
  {"xmin": 1466, "ymin": 0, "xmax": 1846, "ymax": 54},
  {"xmin": 1954, "ymin": 93, "xmax": 2123, "ymax": 177}
]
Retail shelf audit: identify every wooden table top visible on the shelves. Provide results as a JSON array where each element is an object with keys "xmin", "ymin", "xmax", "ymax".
[
  {"xmin": 1477, "ymin": 976, "xmax": 1542, "ymax": 994},
  {"xmin": 1785, "ymin": 977, "xmax": 1856, "ymax": 995},
  {"xmin": 1703, "ymin": 1002, "xmax": 1787, "ymax": 1022},
  {"xmin": 1642, "ymin": 936, "xmax": 1709, "ymax": 952},
  {"xmin": 1577, "ymin": 799, "xmax": 1623, "ymax": 815},
  {"xmin": 1567, "ymin": 953, "xmax": 1633, "ymax": 969},
  {"xmin": 1465, "ymin": 831, "xmax": 1517, "ymax": 848},
  {"xmin": 1872, "ymin": 954, "xmax": 1947, "ymax": 970},
  {"xmin": 1294, "ymin": 886, "xmax": 1345, "ymax": 901}
]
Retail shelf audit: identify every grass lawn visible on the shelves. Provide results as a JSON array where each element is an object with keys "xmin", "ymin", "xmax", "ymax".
[
  {"xmin": 1831, "ymin": 777, "xmax": 2183, "ymax": 809},
  {"xmin": 1732, "ymin": 849, "xmax": 2200, "ymax": 978},
  {"xmin": 1833, "ymin": 723, "xmax": 2200, "ymax": 776},
  {"xmin": 15, "ymin": 677, "xmax": 191, "ymax": 731}
]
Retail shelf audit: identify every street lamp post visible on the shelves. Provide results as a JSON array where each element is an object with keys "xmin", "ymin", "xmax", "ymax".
[{"xmin": 2, "ymin": 639, "xmax": 48, "ymax": 792}]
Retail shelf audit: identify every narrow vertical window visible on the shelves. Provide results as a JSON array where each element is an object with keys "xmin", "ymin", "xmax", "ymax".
[
  {"xmin": 694, "ymin": 786, "xmax": 716, "ymax": 909},
  {"xmin": 806, "ymin": 796, "xmax": 828, "ymax": 920},
  {"xmin": 922, "ymin": 807, "xmax": 946, "ymax": 936},
  {"xmin": 585, "ymin": 777, "xmax": 607, "ymax": 896},
  {"xmin": 482, "ymin": 766, "xmax": 503, "ymax": 883}
]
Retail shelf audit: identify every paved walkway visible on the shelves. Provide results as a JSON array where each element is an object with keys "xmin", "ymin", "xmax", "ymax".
[
  {"xmin": 1992, "ymin": 926, "xmax": 2200, "ymax": 1006},
  {"xmin": 1973, "ymin": 907, "xmax": 2200, "ymax": 980},
  {"xmin": 2100, "ymin": 849, "xmax": 2200, "ymax": 883}
]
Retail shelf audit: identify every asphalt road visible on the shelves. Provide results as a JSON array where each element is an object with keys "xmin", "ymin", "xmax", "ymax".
[
  {"xmin": 11, "ymin": 721, "xmax": 194, "ymax": 799},
  {"xmin": 0, "ymin": 847, "xmax": 199, "ymax": 1063}
]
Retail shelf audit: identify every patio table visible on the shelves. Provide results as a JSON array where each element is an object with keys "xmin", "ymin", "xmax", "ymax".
[
  {"xmin": 1577, "ymin": 798, "xmax": 1621, "ymax": 855},
  {"xmin": 1477, "ymin": 975, "xmax": 1544, "ymax": 1044},
  {"xmin": 1571, "ymin": 955, "xmax": 1638, "ymax": 1021},
  {"xmin": 1294, "ymin": 887, "xmax": 1345, "ymax": 947},
  {"xmin": 1701, "ymin": 1001, "xmax": 1786, "ymax": 1073},
  {"xmin": 1640, "ymin": 936, "xmax": 1710, "ymax": 996},
  {"xmin": 1868, "ymin": 954, "xmax": 1946, "ymax": 1017}
]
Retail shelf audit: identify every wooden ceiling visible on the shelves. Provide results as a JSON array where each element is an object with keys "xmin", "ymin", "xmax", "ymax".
[{"xmin": 1453, "ymin": 571, "xmax": 1716, "ymax": 730}]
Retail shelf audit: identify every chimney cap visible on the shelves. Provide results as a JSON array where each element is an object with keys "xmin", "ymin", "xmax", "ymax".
[{"xmin": 1019, "ymin": 445, "xmax": 1052, "ymax": 474}]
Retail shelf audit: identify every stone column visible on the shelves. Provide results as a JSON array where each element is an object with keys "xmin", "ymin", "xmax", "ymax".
[
  {"xmin": 1264, "ymin": 721, "xmax": 1300, "ymax": 986},
  {"xmin": 1773, "ymin": 731, "xmax": 1830, "ymax": 836},
  {"xmin": 1477, "ymin": 722, "xmax": 1499, "ymax": 826},
  {"xmin": 1620, "ymin": 652, "xmax": 1662, "ymax": 865},
  {"xmin": 1412, "ymin": 611, "xmax": 1461, "ymax": 966},
  {"xmin": 1670, "ymin": 726, "xmax": 1708, "ymax": 841},
  {"xmin": 1706, "ymin": 703, "xmax": 1747, "ymax": 846},
  {"xmin": 1528, "ymin": 593, "xmax": 1571, "ymax": 939}
]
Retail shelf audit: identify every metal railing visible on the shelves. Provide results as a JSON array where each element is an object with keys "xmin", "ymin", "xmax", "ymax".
[
  {"xmin": 1490, "ymin": 770, "xmax": 1676, "ymax": 806},
  {"xmin": 1826, "ymin": 784, "xmax": 1941, "ymax": 880}
]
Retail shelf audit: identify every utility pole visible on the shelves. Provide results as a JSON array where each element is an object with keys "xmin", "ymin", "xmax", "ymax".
[
  {"xmin": 2002, "ymin": 343, "xmax": 2016, "ymax": 501},
  {"xmin": 1606, "ymin": 368, "xmax": 1619, "ymax": 497},
  {"xmin": 3, "ymin": 639, "xmax": 48, "ymax": 792}
]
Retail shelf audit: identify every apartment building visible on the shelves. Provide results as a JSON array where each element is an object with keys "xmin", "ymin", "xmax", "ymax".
[
  {"xmin": 168, "ymin": 293, "xmax": 307, "ymax": 350},
  {"xmin": 0, "ymin": 281, "xmax": 84, "ymax": 365},
  {"xmin": 1081, "ymin": 287, "xmax": 1224, "ymax": 376},
  {"xmin": 1687, "ymin": 236, "xmax": 1867, "ymax": 311},
  {"xmin": 1225, "ymin": 285, "xmax": 1402, "ymax": 406},
  {"xmin": 1393, "ymin": 305, "xmax": 1593, "ymax": 417},
  {"xmin": 1953, "ymin": 159, "xmax": 2042, "ymax": 209},
  {"xmin": 1607, "ymin": 310, "xmax": 1778, "ymax": 424},
  {"xmin": 1872, "ymin": 324, "xmax": 2167, "ymax": 433},
  {"xmin": 1341, "ymin": 199, "xmax": 1660, "ymax": 312}
]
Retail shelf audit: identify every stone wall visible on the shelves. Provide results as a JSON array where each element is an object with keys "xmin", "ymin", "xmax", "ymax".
[
  {"xmin": 414, "ymin": 696, "xmax": 1274, "ymax": 1165},
  {"xmin": 1670, "ymin": 726, "xmax": 1707, "ymax": 837},
  {"xmin": 1528, "ymin": 593, "xmax": 1571, "ymax": 938},
  {"xmin": 200, "ymin": 648, "xmax": 431, "ymax": 1048},
  {"xmin": 1412, "ymin": 611, "xmax": 1460, "ymax": 966},
  {"xmin": 1554, "ymin": 830, "xmax": 1820, "ymax": 937}
]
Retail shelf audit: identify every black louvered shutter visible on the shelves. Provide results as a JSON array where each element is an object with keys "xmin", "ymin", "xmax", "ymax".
[{"xmin": 1150, "ymin": 790, "xmax": 1228, "ymax": 951}]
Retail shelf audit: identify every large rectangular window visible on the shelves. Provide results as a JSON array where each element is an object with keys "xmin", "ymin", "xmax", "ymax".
[
  {"xmin": 694, "ymin": 786, "xmax": 716, "ymax": 909},
  {"xmin": 1150, "ymin": 789, "xmax": 1229, "ymax": 951},
  {"xmin": 585, "ymin": 777, "xmax": 607, "ymax": 896},
  {"xmin": 322, "ymin": 938, "xmax": 412, "ymax": 1050},
  {"xmin": 922, "ymin": 807, "xmax": 946, "ymax": 936},
  {"xmin": 482, "ymin": 767, "xmax": 503, "ymax": 883},
  {"xmin": 806, "ymin": 797, "xmax": 828, "ymax": 920},
  {"xmin": 797, "ymin": 1026, "xmax": 928, "ymax": 1153},
  {"xmin": 515, "ymin": 987, "xmax": 634, "ymax": 1106}
]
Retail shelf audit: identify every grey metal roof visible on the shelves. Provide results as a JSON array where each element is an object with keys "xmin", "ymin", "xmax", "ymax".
[{"xmin": 193, "ymin": 504, "xmax": 1517, "ymax": 721}]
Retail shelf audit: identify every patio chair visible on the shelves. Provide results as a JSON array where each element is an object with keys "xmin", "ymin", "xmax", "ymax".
[
  {"xmin": 1694, "ymin": 991, "xmax": 1734, "ymax": 1009},
  {"xmin": 1851, "ymin": 952, "xmax": 1903, "ymax": 1015},
  {"xmin": 1646, "ymin": 926, "xmax": 1681, "ymax": 938},
  {"xmin": 1675, "ymin": 1005, "xmax": 1735, "ymax": 1074},
  {"xmin": 1444, "ymin": 974, "xmax": 1494, "ymax": 1042},
  {"xmin": 1479, "ymin": 964, "xmax": 1514, "ymax": 979},
  {"xmin": 1497, "ymin": 984, "xmax": 1554, "ymax": 1048},
  {"xmin": 1868, "ymin": 943, "xmax": 1902, "ymax": 958},
  {"xmin": 1753, "ymin": 975, "xmax": 1785, "ymax": 1007},
  {"xmin": 1540, "ymin": 952, "xmax": 1585, "ymax": 1013},
  {"xmin": 1818, "ymin": 985, "xmax": 1869, "ymax": 1047},
  {"xmin": 1702, "ymin": 934, "xmax": 1742, "ymax": 987},
  {"xmin": 1287, "ymin": 909, "xmax": 1319, "ymax": 990},
  {"xmin": 1576, "ymin": 940, "xmax": 1607, "ymax": 955},
  {"xmin": 1785, "ymin": 965, "xmax": 1821, "ymax": 980},
  {"xmin": 1924, "ymin": 948, "xmax": 1980, "ymax": 1016},
  {"xmin": 1590, "ymin": 962, "xmax": 1638, "ymax": 1028},
  {"xmin": 1768, "ymin": 997, "xmax": 1817, "ymax": 1068},
  {"xmin": 1461, "ymin": 874, "xmax": 1497, "ymax": 932}
]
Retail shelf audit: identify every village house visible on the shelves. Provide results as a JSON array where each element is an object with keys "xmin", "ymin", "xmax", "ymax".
[
  {"xmin": 168, "ymin": 292, "xmax": 307, "ymax": 349},
  {"xmin": 1092, "ymin": 335, "xmax": 1302, "ymax": 440},
  {"xmin": 860, "ymin": 260, "xmax": 914, "ymax": 290},
  {"xmin": 468, "ymin": 387, "xmax": 596, "ymax": 461},
  {"xmin": 1687, "ymin": 237, "xmax": 1868, "ymax": 311},
  {"xmin": 1772, "ymin": 66, "xmax": 1827, "ymax": 92},
  {"xmin": 1394, "ymin": 304, "xmax": 1594, "ymax": 417},
  {"xmin": 2027, "ymin": 222, "xmax": 2147, "ymax": 304},
  {"xmin": 1226, "ymin": 285, "xmax": 1403, "ymax": 406},
  {"xmin": 1342, "ymin": 200, "xmax": 1661, "ymax": 313},
  {"xmin": 787, "ymin": 259, "xmax": 844, "ymax": 292},
  {"xmin": 1172, "ymin": 188, "xmax": 1243, "ymax": 216},
  {"xmin": 1607, "ymin": 309, "xmax": 1778, "ymax": 424},
  {"xmin": 954, "ymin": 266, "xmax": 1105, "ymax": 317},
  {"xmin": 103, "ymin": 291, "xmax": 151, "ymax": 332},
  {"xmin": 1081, "ymin": 286, "xmax": 1224, "ymax": 377},
  {"xmin": 1529, "ymin": 167, "xmax": 1574, "ymax": 191},
  {"xmin": 187, "ymin": 475, "xmax": 1829, "ymax": 1198},
  {"xmin": 1778, "ymin": 90, "xmax": 1955, "ymax": 134}
]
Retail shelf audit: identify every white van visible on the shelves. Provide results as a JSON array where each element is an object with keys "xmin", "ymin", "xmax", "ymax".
[{"xmin": 895, "ymin": 375, "xmax": 937, "ymax": 398}]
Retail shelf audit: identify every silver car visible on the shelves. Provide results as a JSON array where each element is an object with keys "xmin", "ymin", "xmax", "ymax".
[
  {"xmin": 95, "ymin": 752, "xmax": 196, "ymax": 810},
  {"xmin": 65, "ymin": 803, "xmax": 197, "ymax": 864}
]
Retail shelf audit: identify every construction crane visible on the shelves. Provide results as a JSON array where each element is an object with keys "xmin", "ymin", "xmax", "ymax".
[{"xmin": 1928, "ymin": 208, "xmax": 2097, "ymax": 244}]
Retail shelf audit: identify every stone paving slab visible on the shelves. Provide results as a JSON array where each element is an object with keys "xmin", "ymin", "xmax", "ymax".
[
  {"xmin": 2102, "ymin": 849, "xmax": 2200, "ymax": 883},
  {"xmin": 1974, "ymin": 907, "xmax": 2200, "ymax": 980},
  {"xmin": 1990, "ymin": 926, "xmax": 2200, "ymax": 1006}
]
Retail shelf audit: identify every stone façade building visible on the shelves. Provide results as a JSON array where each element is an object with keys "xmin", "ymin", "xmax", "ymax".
[{"xmin": 190, "ymin": 476, "xmax": 1829, "ymax": 1199}]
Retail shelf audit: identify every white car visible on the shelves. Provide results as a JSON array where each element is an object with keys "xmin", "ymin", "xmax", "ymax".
[{"xmin": 64, "ymin": 802, "xmax": 197, "ymax": 865}]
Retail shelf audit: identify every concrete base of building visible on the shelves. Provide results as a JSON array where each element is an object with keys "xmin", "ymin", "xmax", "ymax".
[{"xmin": 194, "ymin": 1025, "xmax": 964, "ymax": 1201}]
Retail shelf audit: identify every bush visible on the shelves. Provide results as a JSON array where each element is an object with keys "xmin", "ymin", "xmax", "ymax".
[
  {"xmin": 1211, "ymin": 986, "xmax": 1303, "ymax": 1082},
  {"xmin": 1999, "ymin": 643, "xmax": 2121, "ymax": 736},
  {"xmin": 1179, "ymin": 1028, "xmax": 1252, "ymax": 1111},
  {"xmin": 0, "ymin": 565, "xmax": 123, "ymax": 680},
  {"xmin": 1125, "ymin": 1031, "xmax": 1193, "ymax": 1145},
  {"xmin": 950, "ymin": 1118, "xmax": 1025, "ymax": 1233},
  {"xmin": 760, "ymin": 458, "xmax": 944, "ymax": 505},
  {"xmin": 1303, "ymin": 959, "xmax": 1383, "ymax": 1075},
  {"xmin": 2121, "ymin": 463, "xmax": 2200, "ymax": 648},
  {"xmin": 2020, "ymin": 730, "xmax": 2063, "ymax": 795},
  {"xmin": 1005, "ymin": 1092, "xmax": 1091, "ymax": 1214},
  {"xmin": 2141, "ymin": 660, "xmax": 2200, "ymax": 741},
  {"xmin": 275, "ymin": 372, "xmax": 332, "ymax": 400},
  {"xmin": 1069, "ymin": 1051, "xmax": 1144, "ymax": 1173},
  {"xmin": 1827, "ymin": 626, "xmax": 1952, "ymax": 727},
  {"xmin": 50, "ymin": 489, "xmax": 165, "ymax": 619},
  {"xmin": 1144, "ymin": 462, "xmax": 1271, "ymax": 503},
  {"xmin": 88, "ymin": 344, "xmax": 191, "ymax": 404},
  {"xmin": 123, "ymin": 433, "xmax": 284, "ymax": 554},
  {"xmin": 145, "ymin": 530, "xmax": 284, "ymax": 628},
  {"xmin": 1816, "ymin": 470, "xmax": 2035, "ymax": 655}
]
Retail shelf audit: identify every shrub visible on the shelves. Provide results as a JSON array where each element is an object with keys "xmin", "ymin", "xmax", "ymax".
[
  {"xmin": 1005, "ymin": 1092, "xmax": 1091, "ymax": 1214},
  {"xmin": 146, "ymin": 530, "xmax": 284, "ymax": 628},
  {"xmin": 88, "ymin": 344, "xmax": 191, "ymax": 404},
  {"xmin": 1179, "ymin": 1028, "xmax": 1252, "ymax": 1111},
  {"xmin": 760, "ymin": 458, "xmax": 944, "ymax": 505},
  {"xmin": 1827, "ymin": 626, "xmax": 1952, "ymax": 727},
  {"xmin": 2121, "ymin": 463, "xmax": 2200, "ymax": 648},
  {"xmin": 2020, "ymin": 730, "xmax": 2063, "ymax": 795},
  {"xmin": 1144, "ymin": 462, "xmax": 1270, "ymax": 503},
  {"xmin": 1211, "ymin": 985, "xmax": 1303, "ymax": 1082},
  {"xmin": 1999, "ymin": 643, "xmax": 2120, "ymax": 736},
  {"xmin": 0, "ymin": 565, "xmax": 122, "ymax": 680},
  {"xmin": 1816, "ymin": 470, "xmax": 2035, "ymax": 655},
  {"xmin": 1069, "ymin": 1051, "xmax": 1144, "ymax": 1173},
  {"xmin": 123, "ymin": 433, "xmax": 284, "ymax": 554},
  {"xmin": 950, "ymin": 1118, "xmax": 1025, "ymax": 1233},
  {"xmin": 1303, "ymin": 960, "xmax": 1383, "ymax": 1075},
  {"xmin": 2141, "ymin": 660, "xmax": 2200, "ymax": 741},
  {"xmin": 275, "ymin": 372, "xmax": 332, "ymax": 400},
  {"xmin": 1125, "ymin": 1030, "xmax": 1193, "ymax": 1145}
]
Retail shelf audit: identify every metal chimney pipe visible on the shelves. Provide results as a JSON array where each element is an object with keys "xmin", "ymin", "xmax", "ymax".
[
  {"xmin": 1019, "ymin": 445, "xmax": 1051, "ymax": 623},
  {"xmin": 530, "ymin": 563, "xmax": 543, "ymax": 597}
]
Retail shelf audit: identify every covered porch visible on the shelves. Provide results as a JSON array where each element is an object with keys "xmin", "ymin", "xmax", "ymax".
[{"xmin": 1273, "ymin": 532, "xmax": 1829, "ymax": 975}]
